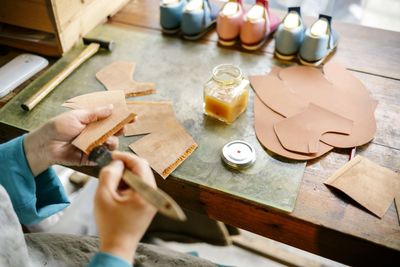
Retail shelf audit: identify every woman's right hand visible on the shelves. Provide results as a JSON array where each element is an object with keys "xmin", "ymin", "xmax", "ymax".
[{"xmin": 94, "ymin": 151, "xmax": 157, "ymax": 264}]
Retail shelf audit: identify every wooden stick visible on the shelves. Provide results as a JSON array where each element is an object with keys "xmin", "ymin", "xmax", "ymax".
[
  {"xmin": 122, "ymin": 169, "xmax": 187, "ymax": 221},
  {"xmin": 88, "ymin": 145, "xmax": 186, "ymax": 221},
  {"xmin": 21, "ymin": 43, "xmax": 100, "ymax": 111}
]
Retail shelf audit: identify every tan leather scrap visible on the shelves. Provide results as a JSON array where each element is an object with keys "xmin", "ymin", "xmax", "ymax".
[
  {"xmin": 125, "ymin": 101, "xmax": 177, "ymax": 136},
  {"xmin": 250, "ymin": 61, "xmax": 377, "ymax": 160},
  {"xmin": 254, "ymin": 95, "xmax": 334, "ymax": 160},
  {"xmin": 62, "ymin": 91, "xmax": 135, "ymax": 154},
  {"xmin": 274, "ymin": 103, "xmax": 353, "ymax": 154},
  {"xmin": 129, "ymin": 121, "xmax": 198, "ymax": 179},
  {"xmin": 96, "ymin": 61, "xmax": 156, "ymax": 97},
  {"xmin": 325, "ymin": 155, "xmax": 400, "ymax": 218}
]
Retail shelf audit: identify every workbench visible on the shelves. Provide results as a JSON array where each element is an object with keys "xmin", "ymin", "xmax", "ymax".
[{"xmin": 0, "ymin": 1, "xmax": 399, "ymax": 265}]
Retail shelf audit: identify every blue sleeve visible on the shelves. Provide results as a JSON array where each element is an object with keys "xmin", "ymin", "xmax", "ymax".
[
  {"xmin": 87, "ymin": 252, "xmax": 132, "ymax": 267},
  {"xmin": 0, "ymin": 135, "xmax": 69, "ymax": 225}
]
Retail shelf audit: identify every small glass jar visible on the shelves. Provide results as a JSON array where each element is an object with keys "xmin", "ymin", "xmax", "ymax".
[{"xmin": 203, "ymin": 64, "xmax": 249, "ymax": 124}]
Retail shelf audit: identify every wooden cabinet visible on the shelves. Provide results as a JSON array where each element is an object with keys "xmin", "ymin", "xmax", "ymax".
[{"xmin": 0, "ymin": 0, "xmax": 129, "ymax": 56}]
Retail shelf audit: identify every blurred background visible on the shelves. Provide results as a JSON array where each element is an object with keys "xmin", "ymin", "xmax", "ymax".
[{"xmin": 243, "ymin": 0, "xmax": 400, "ymax": 32}]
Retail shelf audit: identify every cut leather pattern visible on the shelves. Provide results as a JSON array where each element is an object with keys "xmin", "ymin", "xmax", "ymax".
[
  {"xmin": 96, "ymin": 61, "xmax": 156, "ymax": 97},
  {"xmin": 62, "ymin": 91, "xmax": 135, "ymax": 154},
  {"xmin": 325, "ymin": 155, "xmax": 400, "ymax": 218},
  {"xmin": 125, "ymin": 101, "xmax": 177, "ymax": 136},
  {"xmin": 73, "ymin": 107, "xmax": 135, "ymax": 154},
  {"xmin": 63, "ymin": 92, "xmax": 197, "ymax": 176},
  {"xmin": 274, "ymin": 103, "xmax": 353, "ymax": 154},
  {"xmin": 254, "ymin": 95, "xmax": 333, "ymax": 160},
  {"xmin": 62, "ymin": 90, "xmax": 126, "ymax": 109},
  {"xmin": 277, "ymin": 63, "xmax": 376, "ymax": 148},
  {"xmin": 129, "ymin": 121, "xmax": 198, "ymax": 179},
  {"xmin": 249, "ymin": 71, "xmax": 307, "ymax": 117},
  {"xmin": 124, "ymin": 101, "xmax": 198, "ymax": 179},
  {"xmin": 250, "ymin": 61, "xmax": 377, "ymax": 160}
]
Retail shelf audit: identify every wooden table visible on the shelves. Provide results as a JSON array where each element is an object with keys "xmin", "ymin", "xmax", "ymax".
[{"xmin": 1, "ymin": 1, "xmax": 399, "ymax": 265}]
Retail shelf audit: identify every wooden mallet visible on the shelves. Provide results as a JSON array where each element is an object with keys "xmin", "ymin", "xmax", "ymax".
[{"xmin": 21, "ymin": 38, "xmax": 114, "ymax": 111}]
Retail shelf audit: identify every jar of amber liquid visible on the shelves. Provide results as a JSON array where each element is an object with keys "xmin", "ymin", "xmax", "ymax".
[{"xmin": 204, "ymin": 64, "xmax": 249, "ymax": 124}]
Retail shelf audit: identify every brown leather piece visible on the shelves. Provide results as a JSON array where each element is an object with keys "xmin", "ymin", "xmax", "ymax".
[
  {"xmin": 73, "ymin": 107, "xmax": 135, "ymax": 154},
  {"xmin": 254, "ymin": 95, "xmax": 333, "ymax": 160},
  {"xmin": 274, "ymin": 103, "xmax": 353, "ymax": 154},
  {"xmin": 125, "ymin": 101, "xmax": 177, "ymax": 136},
  {"xmin": 129, "ymin": 121, "xmax": 198, "ymax": 179},
  {"xmin": 251, "ymin": 62, "xmax": 377, "ymax": 160},
  {"xmin": 325, "ymin": 155, "xmax": 400, "ymax": 218},
  {"xmin": 124, "ymin": 100, "xmax": 198, "ymax": 178},
  {"xmin": 96, "ymin": 61, "xmax": 156, "ymax": 97},
  {"xmin": 62, "ymin": 91, "xmax": 135, "ymax": 154},
  {"xmin": 250, "ymin": 72, "xmax": 307, "ymax": 118},
  {"xmin": 277, "ymin": 62, "xmax": 376, "ymax": 148},
  {"xmin": 323, "ymin": 62, "xmax": 371, "ymax": 98},
  {"xmin": 62, "ymin": 90, "xmax": 126, "ymax": 109}
]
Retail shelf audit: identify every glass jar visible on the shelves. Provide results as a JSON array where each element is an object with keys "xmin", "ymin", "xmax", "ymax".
[{"xmin": 203, "ymin": 64, "xmax": 249, "ymax": 124}]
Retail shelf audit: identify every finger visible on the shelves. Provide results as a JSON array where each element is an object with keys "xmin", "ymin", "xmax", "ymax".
[
  {"xmin": 105, "ymin": 136, "xmax": 119, "ymax": 151},
  {"xmin": 76, "ymin": 105, "xmax": 113, "ymax": 125},
  {"xmin": 112, "ymin": 151, "xmax": 145, "ymax": 170},
  {"xmin": 112, "ymin": 151, "xmax": 156, "ymax": 188},
  {"xmin": 98, "ymin": 160, "xmax": 124, "ymax": 191}
]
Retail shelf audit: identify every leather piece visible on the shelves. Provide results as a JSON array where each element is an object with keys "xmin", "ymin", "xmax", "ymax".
[
  {"xmin": 252, "ymin": 66, "xmax": 333, "ymax": 160},
  {"xmin": 278, "ymin": 62, "xmax": 376, "ymax": 148},
  {"xmin": 62, "ymin": 90, "xmax": 126, "ymax": 109},
  {"xmin": 274, "ymin": 103, "xmax": 353, "ymax": 154},
  {"xmin": 96, "ymin": 61, "xmax": 156, "ymax": 97},
  {"xmin": 250, "ymin": 71, "xmax": 307, "ymax": 117},
  {"xmin": 73, "ymin": 107, "xmax": 135, "ymax": 154},
  {"xmin": 325, "ymin": 155, "xmax": 400, "ymax": 218},
  {"xmin": 124, "ymin": 100, "xmax": 198, "ymax": 179},
  {"xmin": 254, "ymin": 95, "xmax": 333, "ymax": 160},
  {"xmin": 250, "ymin": 62, "xmax": 376, "ymax": 151},
  {"xmin": 125, "ymin": 101, "xmax": 177, "ymax": 136},
  {"xmin": 129, "ymin": 121, "xmax": 198, "ymax": 179},
  {"xmin": 62, "ymin": 91, "xmax": 135, "ymax": 154}
]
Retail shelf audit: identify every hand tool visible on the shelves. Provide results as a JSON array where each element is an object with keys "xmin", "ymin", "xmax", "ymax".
[
  {"xmin": 89, "ymin": 145, "xmax": 187, "ymax": 221},
  {"xmin": 21, "ymin": 37, "xmax": 114, "ymax": 111}
]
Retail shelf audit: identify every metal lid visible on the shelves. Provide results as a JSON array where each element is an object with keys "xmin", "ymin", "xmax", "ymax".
[{"xmin": 222, "ymin": 140, "xmax": 256, "ymax": 169}]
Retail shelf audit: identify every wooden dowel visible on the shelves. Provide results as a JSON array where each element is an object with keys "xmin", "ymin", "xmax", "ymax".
[{"xmin": 122, "ymin": 169, "xmax": 187, "ymax": 221}]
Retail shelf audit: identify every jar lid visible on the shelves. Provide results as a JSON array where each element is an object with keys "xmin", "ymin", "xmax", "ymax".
[
  {"xmin": 212, "ymin": 64, "xmax": 243, "ymax": 85},
  {"xmin": 222, "ymin": 140, "xmax": 256, "ymax": 169}
]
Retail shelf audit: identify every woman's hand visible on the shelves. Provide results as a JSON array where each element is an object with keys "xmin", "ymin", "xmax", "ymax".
[
  {"xmin": 95, "ymin": 151, "xmax": 157, "ymax": 263},
  {"xmin": 24, "ymin": 105, "xmax": 119, "ymax": 176}
]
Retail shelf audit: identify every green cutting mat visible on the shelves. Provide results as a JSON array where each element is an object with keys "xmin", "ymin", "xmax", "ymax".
[{"xmin": 0, "ymin": 24, "xmax": 305, "ymax": 212}]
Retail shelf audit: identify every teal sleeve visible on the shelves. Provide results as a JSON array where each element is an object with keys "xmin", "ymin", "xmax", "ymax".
[
  {"xmin": 0, "ymin": 135, "xmax": 69, "ymax": 225},
  {"xmin": 87, "ymin": 252, "xmax": 132, "ymax": 267}
]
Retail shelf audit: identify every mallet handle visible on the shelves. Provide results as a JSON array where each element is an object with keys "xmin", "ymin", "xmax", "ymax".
[{"xmin": 22, "ymin": 43, "xmax": 100, "ymax": 111}]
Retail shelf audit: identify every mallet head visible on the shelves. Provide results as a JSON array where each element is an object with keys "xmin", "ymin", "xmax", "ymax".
[{"xmin": 82, "ymin": 37, "xmax": 114, "ymax": 51}]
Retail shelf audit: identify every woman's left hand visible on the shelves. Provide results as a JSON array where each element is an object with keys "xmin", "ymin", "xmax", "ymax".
[{"xmin": 24, "ymin": 105, "xmax": 121, "ymax": 176}]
